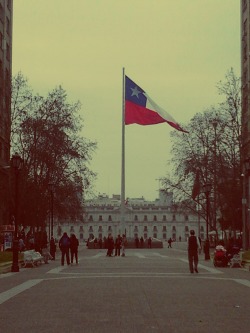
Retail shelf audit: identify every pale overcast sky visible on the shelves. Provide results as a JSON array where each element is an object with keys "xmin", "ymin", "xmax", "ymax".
[{"xmin": 12, "ymin": 0, "xmax": 240, "ymax": 201}]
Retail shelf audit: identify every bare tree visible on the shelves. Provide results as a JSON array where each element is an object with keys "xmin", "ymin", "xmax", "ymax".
[
  {"xmin": 11, "ymin": 73, "xmax": 96, "ymax": 229},
  {"xmin": 162, "ymin": 69, "xmax": 241, "ymax": 236}
]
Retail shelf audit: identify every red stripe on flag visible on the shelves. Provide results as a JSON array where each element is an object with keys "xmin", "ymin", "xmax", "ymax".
[{"xmin": 125, "ymin": 101, "xmax": 166, "ymax": 125}]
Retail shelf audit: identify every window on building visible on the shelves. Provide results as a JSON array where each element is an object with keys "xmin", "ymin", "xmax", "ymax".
[
  {"xmin": 108, "ymin": 226, "xmax": 112, "ymax": 232},
  {"xmin": 172, "ymin": 233, "xmax": 176, "ymax": 240},
  {"xmin": 172, "ymin": 214, "xmax": 176, "ymax": 221},
  {"xmin": 243, "ymin": 0, "xmax": 247, "ymax": 11},
  {"xmin": 79, "ymin": 226, "xmax": 83, "ymax": 232},
  {"xmin": 134, "ymin": 226, "xmax": 138, "ymax": 232},
  {"xmin": 70, "ymin": 226, "xmax": 74, "ymax": 233},
  {"xmin": 185, "ymin": 215, "xmax": 188, "ymax": 221},
  {"xmin": 144, "ymin": 215, "xmax": 148, "ymax": 221},
  {"xmin": 89, "ymin": 226, "xmax": 93, "ymax": 232},
  {"xmin": 6, "ymin": 43, "xmax": 10, "ymax": 61},
  {"xmin": 153, "ymin": 215, "xmax": 157, "ymax": 221},
  {"xmin": 88, "ymin": 215, "xmax": 93, "ymax": 221},
  {"xmin": 108, "ymin": 215, "xmax": 112, "ymax": 221},
  {"xmin": 153, "ymin": 226, "xmax": 157, "ymax": 232},
  {"xmin": 98, "ymin": 226, "xmax": 102, "ymax": 232},
  {"xmin": 185, "ymin": 226, "xmax": 189, "ymax": 232},
  {"xmin": 162, "ymin": 226, "xmax": 167, "ymax": 232},
  {"xmin": 134, "ymin": 215, "xmax": 138, "ymax": 221},
  {"xmin": 6, "ymin": 17, "xmax": 10, "ymax": 35},
  {"xmin": 144, "ymin": 233, "xmax": 147, "ymax": 239},
  {"xmin": 0, "ymin": 32, "xmax": 3, "ymax": 50},
  {"xmin": 163, "ymin": 233, "xmax": 167, "ymax": 240},
  {"xmin": 162, "ymin": 215, "xmax": 166, "ymax": 221},
  {"xmin": 144, "ymin": 226, "xmax": 148, "ymax": 232},
  {"xmin": 99, "ymin": 215, "xmax": 103, "ymax": 221},
  {"xmin": 0, "ymin": 4, "xmax": 4, "ymax": 23},
  {"xmin": 153, "ymin": 233, "xmax": 157, "ymax": 238},
  {"xmin": 172, "ymin": 226, "xmax": 176, "ymax": 231},
  {"xmin": 80, "ymin": 233, "xmax": 83, "ymax": 240},
  {"xmin": 200, "ymin": 226, "xmax": 204, "ymax": 232}
]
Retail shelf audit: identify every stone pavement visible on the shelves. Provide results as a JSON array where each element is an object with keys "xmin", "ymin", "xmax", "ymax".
[{"xmin": 0, "ymin": 242, "xmax": 250, "ymax": 333}]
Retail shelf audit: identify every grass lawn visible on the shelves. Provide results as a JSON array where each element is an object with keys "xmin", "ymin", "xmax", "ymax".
[{"xmin": 0, "ymin": 251, "xmax": 23, "ymax": 264}]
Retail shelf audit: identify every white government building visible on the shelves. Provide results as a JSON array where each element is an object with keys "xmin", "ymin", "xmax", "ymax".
[{"xmin": 54, "ymin": 190, "xmax": 206, "ymax": 243}]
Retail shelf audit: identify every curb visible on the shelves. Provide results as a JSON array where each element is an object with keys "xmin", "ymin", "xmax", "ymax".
[
  {"xmin": 0, "ymin": 261, "xmax": 12, "ymax": 274},
  {"xmin": 0, "ymin": 260, "xmax": 24, "ymax": 274}
]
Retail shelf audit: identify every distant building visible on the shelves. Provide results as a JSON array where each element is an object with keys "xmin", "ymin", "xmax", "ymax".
[
  {"xmin": 53, "ymin": 191, "xmax": 206, "ymax": 243},
  {"xmin": 0, "ymin": 0, "xmax": 12, "ymax": 226}
]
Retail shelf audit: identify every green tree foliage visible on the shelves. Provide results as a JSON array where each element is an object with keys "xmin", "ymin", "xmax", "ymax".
[
  {"xmin": 162, "ymin": 68, "xmax": 241, "ymax": 233},
  {"xmin": 11, "ymin": 73, "xmax": 96, "ymax": 228}
]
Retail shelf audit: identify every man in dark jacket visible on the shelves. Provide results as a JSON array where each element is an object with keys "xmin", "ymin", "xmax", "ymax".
[
  {"xmin": 59, "ymin": 232, "xmax": 70, "ymax": 266},
  {"xmin": 106, "ymin": 234, "xmax": 114, "ymax": 257},
  {"xmin": 70, "ymin": 234, "xmax": 79, "ymax": 264},
  {"xmin": 188, "ymin": 230, "xmax": 200, "ymax": 273}
]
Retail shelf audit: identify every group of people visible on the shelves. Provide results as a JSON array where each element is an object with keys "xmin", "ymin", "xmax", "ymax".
[
  {"xmin": 58, "ymin": 232, "xmax": 79, "ymax": 266},
  {"xmin": 16, "ymin": 229, "xmax": 48, "ymax": 253},
  {"xmin": 106, "ymin": 234, "xmax": 126, "ymax": 257},
  {"xmin": 15, "ymin": 228, "xmax": 219, "ymax": 274}
]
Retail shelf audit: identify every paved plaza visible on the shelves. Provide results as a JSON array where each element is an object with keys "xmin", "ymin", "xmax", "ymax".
[{"xmin": 0, "ymin": 242, "xmax": 250, "ymax": 333}]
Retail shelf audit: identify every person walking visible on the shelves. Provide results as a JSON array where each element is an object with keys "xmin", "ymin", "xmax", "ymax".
[
  {"xmin": 59, "ymin": 232, "xmax": 70, "ymax": 266},
  {"xmin": 168, "ymin": 237, "xmax": 173, "ymax": 248},
  {"xmin": 106, "ymin": 234, "xmax": 114, "ymax": 257},
  {"xmin": 70, "ymin": 234, "xmax": 79, "ymax": 264},
  {"xmin": 140, "ymin": 236, "xmax": 144, "ymax": 248},
  {"xmin": 115, "ymin": 234, "xmax": 122, "ymax": 256},
  {"xmin": 188, "ymin": 230, "xmax": 201, "ymax": 273},
  {"xmin": 121, "ymin": 234, "xmax": 127, "ymax": 257},
  {"xmin": 49, "ymin": 236, "xmax": 56, "ymax": 260}
]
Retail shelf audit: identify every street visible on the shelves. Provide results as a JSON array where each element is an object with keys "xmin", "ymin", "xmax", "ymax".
[{"xmin": 0, "ymin": 243, "xmax": 250, "ymax": 333}]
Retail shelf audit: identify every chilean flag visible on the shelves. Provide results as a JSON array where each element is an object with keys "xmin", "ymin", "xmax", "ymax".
[{"xmin": 125, "ymin": 76, "xmax": 188, "ymax": 133}]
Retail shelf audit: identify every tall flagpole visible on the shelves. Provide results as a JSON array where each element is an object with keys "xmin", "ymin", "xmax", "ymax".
[{"xmin": 121, "ymin": 67, "xmax": 126, "ymax": 235}]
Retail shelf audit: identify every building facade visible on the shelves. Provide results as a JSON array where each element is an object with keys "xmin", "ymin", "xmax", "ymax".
[
  {"xmin": 0, "ymin": 0, "xmax": 12, "ymax": 226},
  {"xmin": 53, "ymin": 191, "xmax": 206, "ymax": 243}
]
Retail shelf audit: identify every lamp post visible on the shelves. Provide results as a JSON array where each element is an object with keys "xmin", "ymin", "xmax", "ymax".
[
  {"xmin": 48, "ymin": 183, "xmax": 55, "ymax": 239},
  {"xmin": 203, "ymin": 183, "xmax": 212, "ymax": 260},
  {"xmin": 212, "ymin": 117, "xmax": 218, "ymax": 232},
  {"xmin": 11, "ymin": 153, "xmax": 23, "ymax": 272}
]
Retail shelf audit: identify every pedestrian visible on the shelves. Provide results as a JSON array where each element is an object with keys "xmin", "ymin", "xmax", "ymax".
[
  {"xmin": 188, "ymin": 230, "xmax": 201, "ymax": 273},
  {"xmin": 50, "ymin": 237, "xmax": 56, "ymax": 260},
  {"xmin": 115, "ymin": 234, "xmax": 122, "ymax": 256},
  {"xmin": 18, "ymin": 237, "xmax": 25, "ymax": 252},
  {"xmin": 135, "ymin": 236, "xmax": 139, "ymax": 248},
  {"xmin": 70, "ymin": 234, "xmax": 79, "ymax": 264},
  {"xmin": 168, "ymin": 237, "xmax": 173, "ymax": 248},
  {"xmin": 106, "ymin": 234, "xmax": 114, "ymax": 257},
  {"xmin": 98, "ymin": 237, "xmax": 102, "ymax": 249},
  {"xmin": 140, "ymin": 236, "xmax": 144, "ymax": 248},
  {"xmin": 59, "ymin": 232, "xmax": 70, "ymax": 266},
  {"xmin": 147, "ymin": 237, "xmax": 152, "ymax": 249},
  {"xmin": 121, "ymin": 234, "xmax": 127, "ymax": 257}
]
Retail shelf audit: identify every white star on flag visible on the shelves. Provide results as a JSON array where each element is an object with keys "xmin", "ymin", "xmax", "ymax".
[{"xmin": 130, "ymin": 86, "xmax": 141, "ymax": 98}]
